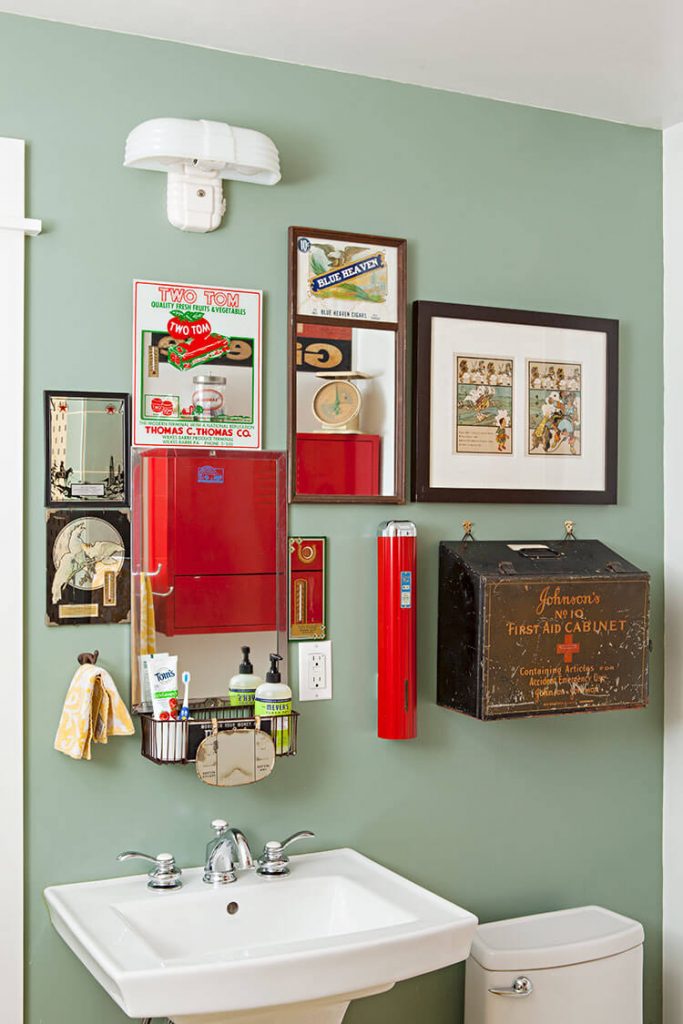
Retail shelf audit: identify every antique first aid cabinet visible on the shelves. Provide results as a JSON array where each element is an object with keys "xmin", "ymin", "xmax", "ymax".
[{"xmin": 437, "ymin": 540, "xmax": 650, "ymax": 720}]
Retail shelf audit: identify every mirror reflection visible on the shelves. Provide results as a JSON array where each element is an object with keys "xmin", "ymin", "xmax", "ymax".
[
  {"xmin": 46, "ymin": 392, "xmax": 128, "ymax": 505},
  {"xmin": 131, "ymin": 448, "xmax": 287, "ymax": 708},
  {"xmin": 293, "ymin": 323, "xmax": 396, "ymax": 497}
]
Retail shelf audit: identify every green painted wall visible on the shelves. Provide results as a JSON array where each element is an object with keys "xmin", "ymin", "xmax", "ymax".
[{"xmin": 0, "ymin": 13, "xmax": 663, "ymax": 1024}]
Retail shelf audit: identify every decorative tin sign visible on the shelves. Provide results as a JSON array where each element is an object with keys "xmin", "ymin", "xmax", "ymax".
[
  {"xmin": 289, "ymin": 537, "xmax": 326, "ymax": 640},
  {"xmin": 46, "ymin": 509, "xmax": 131, "ymax": 626},
  {"xmin": 133, "ymin": 279, "xmax": 262, "ymax": 450},
  {"xmin": 438, "ymin": 539, "xmax": 649, "ymax": 720}
]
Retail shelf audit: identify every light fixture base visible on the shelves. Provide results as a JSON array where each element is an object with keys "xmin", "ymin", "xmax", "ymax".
[{"xmin": 166, "ymin": 168, "xmax": 226, "ymax": 233}]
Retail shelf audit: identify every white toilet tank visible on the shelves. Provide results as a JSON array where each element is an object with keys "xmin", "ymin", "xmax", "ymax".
[{"xmin": 464, "ymin": 905, "xmax": 644, "ymax": 1024}]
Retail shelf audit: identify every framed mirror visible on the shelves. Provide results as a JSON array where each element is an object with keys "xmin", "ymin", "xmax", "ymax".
[
  {"xmin": 288, "ymin": 227, "xmax": 407, "ymax": 503},
  {"xmin": 130, "ymin": 448, "xmax": 287, "ymax": 710},
  {"xmin": 44, "ymin": 391, "xmax": 130, "ymax": 507}
]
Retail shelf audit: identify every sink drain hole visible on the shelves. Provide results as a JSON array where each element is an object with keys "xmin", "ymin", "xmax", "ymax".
[{"xmin": 226, "ymin": 901, "xmax": 239, "ymax": 915}]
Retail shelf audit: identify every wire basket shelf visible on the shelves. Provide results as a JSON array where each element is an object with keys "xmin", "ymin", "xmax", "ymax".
[{"xmin": 139, "ymin": 700, "xmax": 299, "ymax": 765}]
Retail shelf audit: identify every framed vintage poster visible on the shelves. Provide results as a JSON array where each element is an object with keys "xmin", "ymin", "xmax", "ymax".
[
  {"xmin": 288, "ymin": 227, "xmax": 407, "ymax": 504},
  {"xmin": 132, "ymin": 279, "xmax": 262, "ymax": 449},
  {"xmin": 44, "ymin": 391, "xmax": 130, "ymax": 507},
  {"xmin": 46, "ymin": 509, "xmax": 131, "ymax": 625},
  {"xmin": 412, "ymin": 302, "xmax": 618, "ymax": 504}
]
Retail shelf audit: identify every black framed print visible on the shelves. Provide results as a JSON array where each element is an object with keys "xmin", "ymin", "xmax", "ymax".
[
  {"xmin": 45, "ymin": 391, "xmax": 130, "ymax": 507},
  {"xmin": 411, "ymin": 302, "xmax": 618, "ymax": 504}
]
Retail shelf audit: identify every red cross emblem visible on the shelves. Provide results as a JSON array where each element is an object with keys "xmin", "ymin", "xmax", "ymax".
[{"xmin": 556, "ymin": 632, "xmax": 580, "ymax": 664}]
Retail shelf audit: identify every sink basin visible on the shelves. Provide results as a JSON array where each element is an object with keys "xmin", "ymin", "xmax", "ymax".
[{"xmin": 45, "ymin": 847, "xmax": 478, "ymax": 1024}]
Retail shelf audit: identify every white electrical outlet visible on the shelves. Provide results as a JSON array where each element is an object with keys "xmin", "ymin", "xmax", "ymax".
[{"xmin": 298, "ymin": 640, "xmax": 333, "ymax": 701}]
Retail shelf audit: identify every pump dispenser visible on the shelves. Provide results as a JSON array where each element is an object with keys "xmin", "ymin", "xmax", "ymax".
[
  {"xmin": 266, "ymin": 653, "xmax": 282, "ymax": 683},
  {"xmin": 255, "ymin": 654, "xmax": 292, "ymax": 752},
  {"xmin": 228, "ymin": 645, "xmax": 262, "ymax": 706}
]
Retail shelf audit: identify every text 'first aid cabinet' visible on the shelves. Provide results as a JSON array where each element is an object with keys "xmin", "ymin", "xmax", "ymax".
[{"xmin": 437, "ymin": 539, "xmax": 650, "ymax": 720}]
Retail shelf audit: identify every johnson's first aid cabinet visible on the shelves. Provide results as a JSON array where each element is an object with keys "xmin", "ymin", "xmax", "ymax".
[{"xmin": 437, "ymin": 539, "xmax": 650, "ymax": 720}]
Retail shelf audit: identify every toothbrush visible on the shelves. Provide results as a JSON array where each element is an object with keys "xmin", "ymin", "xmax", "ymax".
[{"xmin": 179, "ymin": 671, "xmax": 191, "ymax": 720}]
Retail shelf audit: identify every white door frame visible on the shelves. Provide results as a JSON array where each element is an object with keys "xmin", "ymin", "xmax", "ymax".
[
  {"xmin": 663, "ymin": 121, "xmax": 683, "ymax": 1024},
  {"xmin": 0, "ymin": 137, "xmax": 40, "ymax": 1024}
]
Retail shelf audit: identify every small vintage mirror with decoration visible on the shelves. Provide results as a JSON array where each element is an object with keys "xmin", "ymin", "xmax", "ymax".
[{"xmin": 288, "ymin": 227, "xmax": 407, "ymax": 503}]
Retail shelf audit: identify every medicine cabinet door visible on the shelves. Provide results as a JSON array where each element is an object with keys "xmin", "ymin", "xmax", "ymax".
[{"xmin": 130, "ymin": 448, "xmax": 287, "ymax": 708}]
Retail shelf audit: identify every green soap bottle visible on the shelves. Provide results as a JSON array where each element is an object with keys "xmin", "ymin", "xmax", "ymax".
[
  {"xmin": 255, "ymin": 654, "xmax": 292, "ymax": 752},
  {"xmin": 228, "ymin": 646, "xmax": 261, "ymax": 707}
]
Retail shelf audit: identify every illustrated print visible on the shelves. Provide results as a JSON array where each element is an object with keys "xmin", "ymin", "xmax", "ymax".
[
  {"xmin": 528, "ymin": 361, "xmax": 582, "ymax": 456},
  {"xmin": 307, "ymin": 244, "xmax": 387, "ymax": 305},
  {"xmin": 454, "ymin": 356, "xmax": 513, "ymax": 454},
  {"xmin": 46, "ymin": 510, "xmax": 131, "ymax": 625},
  {"xmin": 296, "ymin": 235, "xmax": 400, "ymax": 322}
]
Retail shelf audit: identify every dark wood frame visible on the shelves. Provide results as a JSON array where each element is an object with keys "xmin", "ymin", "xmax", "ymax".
[
  {"xmin": 288, "ymin": 226, "xmax": 407, "ymax": 504},
  {"xmin": 44, "ymin": 390, "xmax": 131, "ymax": 508},
  {"xmin": 411, "ymin": 301, "xmax": 619, "ymax": 504}
]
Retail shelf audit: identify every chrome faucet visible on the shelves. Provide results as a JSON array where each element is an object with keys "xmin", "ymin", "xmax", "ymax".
[{"xmin": 203, "ymin": 819, "xmax": 253, "ymax": 885}]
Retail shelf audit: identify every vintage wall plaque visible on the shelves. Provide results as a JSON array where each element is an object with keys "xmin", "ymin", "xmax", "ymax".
[
  {"xmin": 46, "ymin": 509, "xmax": 131, "ymax": 626},
  {"xmin": 437, "ymin": 539, "xmax": 649, "ymax": 719},
  {"xmin": 289, "ymin": 536, "xmax": 326, "ymax": 640}
]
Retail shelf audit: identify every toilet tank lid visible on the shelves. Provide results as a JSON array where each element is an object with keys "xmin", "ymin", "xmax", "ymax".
[{"xmin": 470, "ymin": 905, "xmax": 644, "ymax": 971}]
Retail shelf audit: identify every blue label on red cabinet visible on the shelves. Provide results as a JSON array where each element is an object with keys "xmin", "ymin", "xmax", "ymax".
[
  {"xmin": 197, "ymin": 465, "xmax": 224, "ymax": 484},
  {"xmin": 400, "ymin": 570, "xmax": 412, "ymax": 609}
]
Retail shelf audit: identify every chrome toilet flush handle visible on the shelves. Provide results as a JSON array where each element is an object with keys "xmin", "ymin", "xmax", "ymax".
[
  {"xmin": 489, "ymin": 976, "xmax": 534, "ymax": 997},
  {"xmin": 117, "ymin": 850, "xmax": 183, "ymax": 890},
  {"xmin": 256, "ymin": 830, "xmax": 315, "ymax": 876}
]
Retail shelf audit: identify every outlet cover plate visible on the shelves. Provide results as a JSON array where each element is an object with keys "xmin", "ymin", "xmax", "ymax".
[{"xmin": 298, "ymin": 640, "xmax": 333, "ymax": 701}]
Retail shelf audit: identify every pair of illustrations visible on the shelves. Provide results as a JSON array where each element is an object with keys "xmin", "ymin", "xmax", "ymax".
[{"xmin": 454, "ymin": 357, "xmax": 581, "ymax": 456}]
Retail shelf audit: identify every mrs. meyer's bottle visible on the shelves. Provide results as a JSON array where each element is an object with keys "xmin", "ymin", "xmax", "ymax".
[{"xmin": 255, "ymin": 654, "xmax": 292, "ymax": 753}]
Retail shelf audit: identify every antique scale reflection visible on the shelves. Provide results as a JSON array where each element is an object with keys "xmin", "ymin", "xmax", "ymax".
[{"xmin": 311, "ymin": 371, "xmax": 372, "ymax": 432}]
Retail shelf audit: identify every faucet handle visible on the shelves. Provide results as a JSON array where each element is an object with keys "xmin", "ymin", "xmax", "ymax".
[
  {"xmin": 279, "ymin": 831, "xmax": 315, "ymax": 851},
  {"xmin": 257, "ymin": 830, "xmax": 315, "ymax": 876},
  {"xmin": 210, "ymin": 819, "xmax": 229, "ymax": 835},
  {"xmin": 117, "ymin": 850, "xmax": 182, "ymax": 890}
]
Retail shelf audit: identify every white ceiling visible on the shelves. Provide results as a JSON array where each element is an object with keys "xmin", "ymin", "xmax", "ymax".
[{"xmin": 2, "ymin": 0, "xmax": 683, "ymax": 129}]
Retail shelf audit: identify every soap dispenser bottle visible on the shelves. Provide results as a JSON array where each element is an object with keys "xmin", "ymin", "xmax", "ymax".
[
  {"xmin": 229, "ymin": 646, "xmax": 262, "ymax": 707},
  {"xmin": 255, "ymin": 654, "xmax": 292, "ymax": 753}
]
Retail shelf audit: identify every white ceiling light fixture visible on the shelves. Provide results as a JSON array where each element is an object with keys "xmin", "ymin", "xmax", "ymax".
[{"xmin": 124, "ymin": 117, "xmax": 281, "ymax": 233}]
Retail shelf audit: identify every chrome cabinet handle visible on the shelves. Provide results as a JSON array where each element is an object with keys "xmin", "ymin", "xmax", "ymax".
[{"xmin": 489, "ymin": 976, "xmax": 534, "ymax": 997}]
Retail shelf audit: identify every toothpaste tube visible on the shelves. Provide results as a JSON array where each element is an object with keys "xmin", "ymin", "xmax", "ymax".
[
  {"xmin": 139, "ymin": 652, "xmax": 168, "ymax": 707},
  {"xmin": 148, "ymin": 653, "xmax": 179, "ymax": 720}
]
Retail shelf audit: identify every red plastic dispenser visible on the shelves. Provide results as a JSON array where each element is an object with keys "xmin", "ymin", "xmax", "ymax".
[{"xmin": 377, "ymin": 521, "xmax": 417, "ymax": 739}]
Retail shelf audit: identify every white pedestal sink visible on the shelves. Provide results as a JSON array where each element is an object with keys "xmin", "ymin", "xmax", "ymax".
[{"xmin": 45, "ymin": 848, "xmax": 477, "ymax": 1023}]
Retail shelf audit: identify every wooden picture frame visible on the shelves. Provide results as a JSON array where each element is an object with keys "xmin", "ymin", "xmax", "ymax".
[
  {"xmin": 288, "ymin": 226, "xmax": 407, "ymax": 504},
  {"xmin": 44, "ymin": 390, "xmax": 130, "ymax": 508},
  {"xmin": 412, "ymin": 301, "xmax": 618, "ymax": 504}
]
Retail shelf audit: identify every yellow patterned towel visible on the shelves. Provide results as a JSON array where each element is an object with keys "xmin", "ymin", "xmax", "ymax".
[{"xmin": 55, "ymin": 663, "xmax": 134, "ymax": 760}]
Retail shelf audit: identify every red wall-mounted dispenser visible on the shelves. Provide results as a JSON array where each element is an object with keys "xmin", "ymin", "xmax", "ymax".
[{"xmin": 377, "ymin": 521, "xmax": 417, "ymax": 739}]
